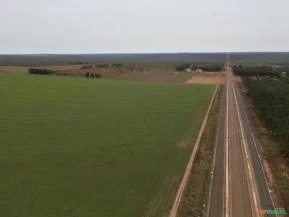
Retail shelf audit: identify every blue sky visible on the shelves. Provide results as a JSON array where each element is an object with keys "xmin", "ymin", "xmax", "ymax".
[{"xmin": 1, "ymin": 0, "xmax": 289, "ymax": 53}]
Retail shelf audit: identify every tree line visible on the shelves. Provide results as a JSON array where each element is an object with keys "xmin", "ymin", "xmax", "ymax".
[
  {"xmin": 233, "ymin": 65, "xmax": 289, "ymax": 77},
  {"xmin": 243, "ymin": 76, "xmax": 289, "ymax": 162},
  {"xmin": 175, "ymin": 64, "xmax": 223, "ymax": 72},
  {"xmin": 29, "ymin": 68, "xmax": 56, "ymax": 75}
]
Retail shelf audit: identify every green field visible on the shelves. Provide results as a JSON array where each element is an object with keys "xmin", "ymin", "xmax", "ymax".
[{"xmin": 0, "ymin": 74, "xmax": 214, "ymax": 217}]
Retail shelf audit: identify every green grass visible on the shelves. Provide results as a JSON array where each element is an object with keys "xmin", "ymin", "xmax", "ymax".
[{"xmin": 0, "ymin": 74, "xmax": 214, "ymax": 217}]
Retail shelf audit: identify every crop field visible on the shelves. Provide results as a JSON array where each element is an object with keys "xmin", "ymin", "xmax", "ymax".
[{"xmin": 0, "ymin": 74, "xmax": 214, "ymax": 217}]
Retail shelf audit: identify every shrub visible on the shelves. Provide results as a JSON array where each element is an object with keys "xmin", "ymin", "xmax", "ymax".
[
  {"xmin": 29, "ymin": 68, "xmax": 56, "ymax": 75},
  {"xmin": 175, "ymin": 64, "xmax": 190, "ymax": 71}
]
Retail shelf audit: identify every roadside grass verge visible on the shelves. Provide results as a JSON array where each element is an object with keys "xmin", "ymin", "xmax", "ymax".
[{"xmin": 177, "ymin": 87, "xmax": 222, "ymax": 217}]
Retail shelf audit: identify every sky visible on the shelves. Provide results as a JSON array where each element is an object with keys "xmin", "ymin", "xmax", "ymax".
[{"xmin": 1, "ymin": 0, "xmax": 289, "ymax": 54}]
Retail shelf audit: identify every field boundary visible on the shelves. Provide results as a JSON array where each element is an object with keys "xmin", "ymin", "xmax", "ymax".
[
  {"xmin": 206, "ymin": 87, "xmax": 222, "ymax": 217},
  {"xmin": 169, "ymin": 86, "xmax": 219, "ymax": 217}
]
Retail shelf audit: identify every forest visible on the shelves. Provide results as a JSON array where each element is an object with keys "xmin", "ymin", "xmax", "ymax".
[
  {"xmin": 243, "ymin": 76, "xmax": 289, "ymax": 162},
  {"xmin": 233, "ymin": 65, "xmax": 289, "ymax": 76}
]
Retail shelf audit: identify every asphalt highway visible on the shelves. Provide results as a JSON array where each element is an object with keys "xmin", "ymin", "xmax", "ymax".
[{"xmin": 207, "ymin": 65, "xmax": 275, "ymax": 217}]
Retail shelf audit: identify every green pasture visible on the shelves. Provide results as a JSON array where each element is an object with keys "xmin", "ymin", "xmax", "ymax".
[{"xmin": 0, "ymin": 74, "xmax": 214, "ymax": 217}]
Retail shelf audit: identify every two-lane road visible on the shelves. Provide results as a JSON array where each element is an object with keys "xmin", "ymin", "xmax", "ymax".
[{"xmin": 208, "ymin": 64, "xmax": 275, "ymax": 217}]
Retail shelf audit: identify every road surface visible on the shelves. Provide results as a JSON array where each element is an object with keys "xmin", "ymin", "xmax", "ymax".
[{"xmin": 207, "ymin": 64, "xmax": 275, "ymax": 217}]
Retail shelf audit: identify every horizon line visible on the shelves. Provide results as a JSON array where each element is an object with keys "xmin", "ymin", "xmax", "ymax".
[{"xmin": 1, "ymin": 51, "xmax": 289, "ymax": 55}]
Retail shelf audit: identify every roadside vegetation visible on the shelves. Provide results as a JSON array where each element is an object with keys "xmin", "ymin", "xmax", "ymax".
[
  {"xmin": 237, "ymin": 69, "xmax": 289, "ymax": 213},
  {"xmin": 0, "ymin": 73, "xmax": 214, "ymax": 217},
  {"xmin": 242, "ymin": 76, "xmax": 289, "ymax": 160},
  {"xmin": 233, "ymin": 64, "xmax": 289, "ymax": 159},
  {"xmin": 177, "ymin": 87, "xmax": 221, "ymax": 217},
  {"xmin": 233, "ymin": 64, "xmax": 289, "ymax": 77}
]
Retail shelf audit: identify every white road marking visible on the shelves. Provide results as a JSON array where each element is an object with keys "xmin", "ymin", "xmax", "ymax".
[
  {"xmin": 231, "ymin": 75, "xmax": 259, "ymax": 217},
  {"xmin": 225, "ymin": 70, "xmax": 229, "ymax": 217},
  {"xmin": 234, "ymin": 83, "xmax": 278, "ymax": 217}
]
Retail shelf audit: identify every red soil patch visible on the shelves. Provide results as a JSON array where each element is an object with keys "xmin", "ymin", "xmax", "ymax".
[{"xmin": 185, "ymin": 74, "xmax": 225, "ymax": 85}]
